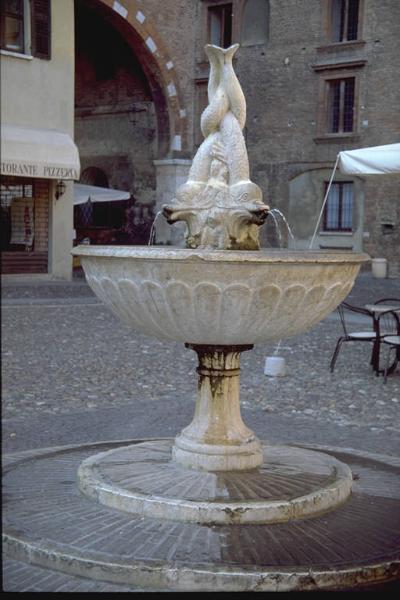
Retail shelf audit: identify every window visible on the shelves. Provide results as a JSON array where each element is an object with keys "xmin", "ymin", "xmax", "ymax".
[
  {"xmin": 241, "ymin": 0, "xmax": 269, "ymax": 46},
  {"xmin": 0, "ymin": 0, "xmax": 51, "ymax": 58},
  {"xmin": 194, "ymin": 80, "xmax": 209, "ymax": 146},
  {"xmin": 208, "ymin": 3, "xmax": 233, "ymax": 47},
  {"xmin": 0, "ymin": 179, "xmax": 34, "ymax": 249},
  {"xmin": 323, "ymin": 182, "xmax": 353, "ymax": 231},
  {"xmin": 327, "ymin": 77, "xmax": 355, "ymax": 133},
  {"xmin": 330, "ymin": 0, "xmax": 360, "ymax": 42},
  {"xmin": 0, "ymin": 0, "xmax": 25, "ymax": 53}
]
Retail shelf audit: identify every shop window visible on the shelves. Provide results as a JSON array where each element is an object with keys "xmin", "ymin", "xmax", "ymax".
[
  {"xmin": 0, "ymin": 0, "xmax": 50, "ymax": 57},
  {"xmin": 208, "ymin": 3, "xmax": 233, "ymax": 47},
  {"xmin": 0, "ymin": 180, "xmax": 34, "ymax": 250},
  {"xmin": 323, "ymin": 182, "xmax": 353, "ymax": 231},
  {"xmin": 330, "ymin": 0, "xmax": 360, "ymax": 42},
  {"xmin": 241, "ymin": 0, "xmax": 269, "ymax": 46},
  {"xmin": 327, "ymin": 77, "xmax": 355, "ymax": 133}
]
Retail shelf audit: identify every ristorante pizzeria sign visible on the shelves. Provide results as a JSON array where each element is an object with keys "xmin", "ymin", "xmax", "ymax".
[{"xmin": 1, "ymin": 161, "xmax": 79, "ymax": 180}]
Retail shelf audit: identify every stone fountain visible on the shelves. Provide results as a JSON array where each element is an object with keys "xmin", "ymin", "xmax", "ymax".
[
  {"xmin": 73, "ymin": 42, "xmax": 365, "ymax": 490},
  {"xmin": 4, "ymin": 45, "xmax": 399, "ymax": 592}
]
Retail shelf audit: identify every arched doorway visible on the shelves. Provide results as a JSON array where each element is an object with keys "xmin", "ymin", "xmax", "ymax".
[
  {"xmin": 75, "ymin": 0, "xmax": 157, "ymax": 202},
  {"xmin": 74, "ymin": 0, "xmax": 190, "ymax": 245}
]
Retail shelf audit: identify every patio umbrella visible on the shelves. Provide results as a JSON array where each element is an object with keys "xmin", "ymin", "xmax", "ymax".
[
  {"xmin": 338, "ymin": 143, "xmax": 400, "ymax": 175},
  {"xmin": 73, "ymin": 183, "xmax": 130, "ymax": 205}
]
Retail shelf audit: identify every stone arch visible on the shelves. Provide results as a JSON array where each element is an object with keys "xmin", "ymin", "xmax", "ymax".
[
  {"xmin": 80, "ymin": 166, "xmax": 109, "ymax": 187},
  {"xmin": 92, "ymin": 0, "xmax": 187, "ymax": 157}
]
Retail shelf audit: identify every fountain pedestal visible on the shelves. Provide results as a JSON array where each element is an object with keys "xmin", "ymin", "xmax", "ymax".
[{"xmin": 173, "ymin": 344, "xmax": 263, "ymax": 471}]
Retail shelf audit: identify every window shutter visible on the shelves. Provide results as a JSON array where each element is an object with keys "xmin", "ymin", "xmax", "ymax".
[{"xmin": 31, "ymin": 0, "xmax": 51, "ymax": 59}]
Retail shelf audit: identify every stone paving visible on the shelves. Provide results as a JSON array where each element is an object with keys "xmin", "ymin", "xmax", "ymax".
[
  {"xmin": 2, "ymin": 270, "xmax": 400, "ymax": 592},
  {"xmin": 2, "ymin": 272, "xmax": 399, "ymax": 445},
  {"xmin": 3, "ymin": 441, "xmax": 400, "ymax": 592}
]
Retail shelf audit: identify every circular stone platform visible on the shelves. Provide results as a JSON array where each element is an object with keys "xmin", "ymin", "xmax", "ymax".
[
  {"xmin": 77, "ymin": 440, "xmax": 352, "ymax": 524},
  {"xmin": 3, "ymin": 439, "xmax": 400, "ymax": 592}
]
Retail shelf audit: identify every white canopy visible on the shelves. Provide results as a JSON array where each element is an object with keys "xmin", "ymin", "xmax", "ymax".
[
  {"xmin": 338, "ymin": 143, "xmax": 400, "ymax": 175},
  {"xmin": 74, "ymin": 183, "xmax": 130, "ymax": 205},
  {"xmin": 1, "ymin": 124, "xmax": 80, "ymax": 180}
]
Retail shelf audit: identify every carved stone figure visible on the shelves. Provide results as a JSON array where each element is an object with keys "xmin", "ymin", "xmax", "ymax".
[{"xmin": 163, "ymin": 44, "xmax": 270, "ymax": 250}]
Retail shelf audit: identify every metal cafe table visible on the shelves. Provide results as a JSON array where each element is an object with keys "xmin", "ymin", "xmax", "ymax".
[{"xmin": 364, "ymin": 303, "xmax": 400, "ymax": 375}]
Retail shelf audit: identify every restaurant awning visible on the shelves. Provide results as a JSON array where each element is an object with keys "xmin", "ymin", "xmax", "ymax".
[
  {"xmin": 338, "ymin": 143, "xmax": 400, "ymax": 175},
  {"xmin": 1, "ymin": 124, "xmax": 81, "ymax": 180},
  {"xmin": 74, "ymin": 183, "xmax": 130, "ymax": 205}
]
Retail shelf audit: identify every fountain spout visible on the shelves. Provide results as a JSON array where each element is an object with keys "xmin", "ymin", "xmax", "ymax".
[{"xmin": 162, "ymin": 44, "xmax": 269, "ymax": 250}]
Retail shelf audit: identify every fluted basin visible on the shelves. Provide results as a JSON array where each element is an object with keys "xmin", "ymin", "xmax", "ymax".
[{"xmin": 72, "ymin": 246, "xmax": 368, "ymax": 345}]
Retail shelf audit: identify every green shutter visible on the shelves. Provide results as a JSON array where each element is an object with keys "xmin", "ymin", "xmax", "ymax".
[{"xmin": 31, "ymin": 0, "xmax": 51, "ymax": 59}]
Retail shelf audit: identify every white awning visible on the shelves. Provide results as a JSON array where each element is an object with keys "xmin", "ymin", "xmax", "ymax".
[
  {"xmin": 1, "ymin": 124, "xmax": 81, "ymax": 180},
  {"xmin": 338, "ymin": 143, "xmax": 400, "ymax": 175},
  {"xmin": 74, "ymin": 183, "xmax": 130, "ymax": 205}
]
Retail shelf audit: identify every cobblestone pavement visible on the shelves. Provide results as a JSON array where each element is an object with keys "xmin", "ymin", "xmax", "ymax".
[{"xmin": 2, "ymin": 272, "xmax": 399, "ymax": 449}]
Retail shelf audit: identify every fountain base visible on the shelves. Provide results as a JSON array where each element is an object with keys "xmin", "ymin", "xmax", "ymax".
[
  {"xmin": 172, "ymin": 435, "xmax": 263, "ymax": 471},
  {"xmin": 77, "ymin": 440, "xmax": 352, "ymax": 525},
  {"xmin": 3, "ymin": 439, "xmax": 400, "ymax": 592}
]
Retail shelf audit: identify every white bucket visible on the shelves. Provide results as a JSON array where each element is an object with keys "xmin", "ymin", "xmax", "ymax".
[
  {"xmin": 371, "ymin": 258, "xmax": 387, "ymax": 279},
  {"xmin": 264, "ymin": 356, "xmax": 286, "ymax": 377}
]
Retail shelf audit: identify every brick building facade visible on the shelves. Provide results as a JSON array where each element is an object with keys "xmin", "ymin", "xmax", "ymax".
[{"xmin": 75, "ymin": 0, "xmax": 400, "ymax": 273}]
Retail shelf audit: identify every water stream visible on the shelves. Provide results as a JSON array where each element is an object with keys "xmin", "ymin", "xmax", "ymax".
[
  {"xmin": 269, "ymin": 208, "xmax": 296, "ymax": 249},
  {"xmin": 265, "ymin": 209, "xmax": 296, "ymax": 362},
  {"xmin": 268, "ymin": 211, "xmax": 283, "ymax": 247},
  {"xmin": 148, "ymin": 210, "xmax": 164, "ymax": 246}
]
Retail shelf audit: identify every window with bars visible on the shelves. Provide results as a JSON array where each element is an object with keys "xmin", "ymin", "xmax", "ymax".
[
  {"xmin": 331, "ymin": 0, "xmax": 360, "ymax": 42},
  {"xmin": 0, "ymin": 0, "xmax": 51, "ymax": 58},
  {"xmin": 208, "ymin": 3, "xmax": 233, "ymax": 48},
  {"xmin": 328, "ymin": 77, "xmax": 355, "ymax": 133},
  {"xmin": 323, "ymin": 182, "xmax": 353, "ymax": 232}
]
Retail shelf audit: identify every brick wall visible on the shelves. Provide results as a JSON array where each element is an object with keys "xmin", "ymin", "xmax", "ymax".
[{"xmin": 33, "ymin": 179, "xmax": 50, "ymax": 253}]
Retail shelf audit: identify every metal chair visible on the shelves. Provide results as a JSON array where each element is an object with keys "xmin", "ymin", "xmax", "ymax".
[
  {"xmin": 330, "ymin": 302, "xmax": 377, "ymax": 373},
  {"xmin": 382, "ymin": 336, "xmax": 400, "ymax": 383},
  {"xmin": 369, "ymin": 300, "xmax": 400, "ymax": 376}
]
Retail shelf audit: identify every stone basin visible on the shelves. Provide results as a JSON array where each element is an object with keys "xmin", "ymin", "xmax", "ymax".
[{"xmin": 72, "ymin": 245, "xmax": 368, "ymax": 345}]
